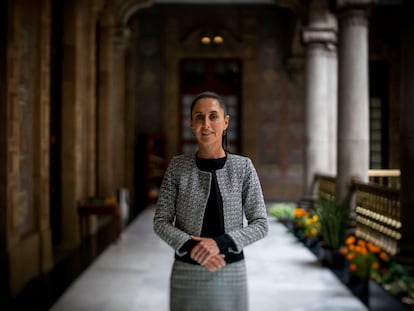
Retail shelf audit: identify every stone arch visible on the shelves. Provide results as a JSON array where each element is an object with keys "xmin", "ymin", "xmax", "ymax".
[{"xmin": 110, "ymin": 0, "xmax": 154, "ymax": 26}]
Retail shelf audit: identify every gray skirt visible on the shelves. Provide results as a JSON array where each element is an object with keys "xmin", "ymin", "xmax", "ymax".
[{"xmin": 170, "ymin": 259, "xmax": 248, "ymax": 311}]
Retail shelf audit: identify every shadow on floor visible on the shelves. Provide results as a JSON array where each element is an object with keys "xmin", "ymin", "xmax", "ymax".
[{"xmin": 1, "ymin": 222, "xmax": 117, "ymax": 311}]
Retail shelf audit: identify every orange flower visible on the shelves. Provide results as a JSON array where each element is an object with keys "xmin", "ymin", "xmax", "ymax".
[
  {"xmin": 345, "ymin": 236, "xmax": 355, "ymax": 245},
  {"xmin": 294, "ymin": 208, "xmax": 310, "ymax": 218},
  {"xmin": 340, "ymin": 246, "xmax": 348, "ymax": 255},
  {"xmin": 357, "ymin": 239, "xmax": 366, "ymax": 247},
  {"xmin": 379, "ymin": 252, "xmax": 389, "ymax": 261},
  {"xmin": 347, "ymin": 253, "xmax": 356, "ymax": 261},
  {"xmin": 367, "ymin": 243, "xmax": 380, "ymax": 253},
  {"xmin": 341, "ymin": 235, "xmax": 387, "ymax": 279},
  {"xmin": 349, "ymin": 263, "xmax": 357, "ymax": 272}
]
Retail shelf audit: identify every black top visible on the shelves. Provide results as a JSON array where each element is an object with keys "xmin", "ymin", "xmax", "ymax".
[{"xmin": 176, "ymin": 155, "xmax": 244, "ymax": 264}]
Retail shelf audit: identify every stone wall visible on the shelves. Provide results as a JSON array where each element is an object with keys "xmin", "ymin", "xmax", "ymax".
[
  {"xmin": 134, "ymin": 5, "xmax": 304, "ymax": 201},
  {"xmin": 3, "ymin": 0, "xmax": 53, "ymax": 296}
]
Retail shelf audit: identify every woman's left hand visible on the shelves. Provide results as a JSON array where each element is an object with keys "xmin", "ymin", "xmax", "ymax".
[{"xmin": 190, "ymin": 236, "xmax": 221, "ymax": 266}]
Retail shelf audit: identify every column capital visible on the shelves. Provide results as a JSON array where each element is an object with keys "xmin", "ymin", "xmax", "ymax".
[
  {"xmin": 337, "ymin": 7, "xmax": 369, "ymax": 28},
  {"xmin": 303, "ymin": 1, "xmax": 337, "ymax": 48},
  {"xmin": 335, "ymin": 0, "xmax": 375, "ymax": 10},
  {"xmin": 302, "ymin": 27, "xmax": 337, "ymax": 47}
]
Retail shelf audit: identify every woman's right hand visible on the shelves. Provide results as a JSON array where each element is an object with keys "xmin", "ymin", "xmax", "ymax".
[
  {"xmin": 203, "ymin": 254, "xmax": 226, "ymax": 272},
  {"xmin": 190, "ymin": 236, "xmax": 226, "ymax": 272}
]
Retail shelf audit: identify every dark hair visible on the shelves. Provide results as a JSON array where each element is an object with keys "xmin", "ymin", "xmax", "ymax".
[
  {"xmin": 190, "ymin": 91, "xmax": 229, "ymax": 151},
  {"xmin": 190, "ymin": 91, "xmax": 227, "ymax": 116}
]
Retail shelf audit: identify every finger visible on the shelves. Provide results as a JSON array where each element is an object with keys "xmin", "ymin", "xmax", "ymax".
[
  {"xmin": 204, "ymin": 255, "xmax": 226, "ymax": 272},
  {"xmin": 199, "ymin": 240, "xmax": 219, "ymax": 256},
  {"xmin": 191, "ymin": 242, "xmax": 214, "ymax": 262},
  {"xmin": 204, "ymin": 258, "xmax": 220, "ymax": 272},
  {"xmin": 190, "ymin": 240, "xmax": 210, "ymax": 262},
  {"xmin": 190, "ymin": 244, "xmax": 207, "ymax": 262},
  {"xmin": 194, "ymin": 247, "xmax": 211, "ymax": 265},
  {"xmin": 212, "ymin": 255, "xmax": 226, "ymax": 267}
]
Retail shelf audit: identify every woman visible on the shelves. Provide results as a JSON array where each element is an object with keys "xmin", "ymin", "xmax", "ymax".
[{"xmin": 154, "ymin": 91, "xmax": 268, "ymax": 311}]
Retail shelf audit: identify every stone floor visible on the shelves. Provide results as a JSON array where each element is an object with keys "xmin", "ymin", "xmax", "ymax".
[{"xmin": 50, "ymin": 205, "xmax": 368, "ymax": 311}]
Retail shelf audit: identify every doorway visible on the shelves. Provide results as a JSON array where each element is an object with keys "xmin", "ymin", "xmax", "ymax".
[
  {"xmin": 180, "ymin": 58, "xmax": 242, "ymax": 154},
  {"xmin": 369, "ymin": 60, "xmax": 389, "ymax": 169}
]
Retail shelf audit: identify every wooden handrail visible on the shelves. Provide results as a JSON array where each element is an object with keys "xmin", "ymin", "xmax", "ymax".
[
  {"xmin": 368, "ymin": 169, "xmax": 400, "ymax": 177},
  {"xmin": 368, "ymin": 169, "xmax": 400, "ymax": 189}
]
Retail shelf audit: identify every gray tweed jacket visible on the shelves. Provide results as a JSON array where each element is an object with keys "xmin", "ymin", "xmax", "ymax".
[{"xmin": 153, "ymin": 153, "xmax": 268, "ymax": 256}]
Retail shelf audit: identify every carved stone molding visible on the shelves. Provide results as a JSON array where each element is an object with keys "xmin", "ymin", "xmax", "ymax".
[
  {"xmin": 113, "ymin": 26, "xmax": 131, "ymax": 54},
  {"xmin": 302, "ymin": 28, "xmax": 337, "ymax": 46},
  {"xmin": 274, "ymin": 0, "xmax": 306, "ymax": 18},
  {"xmin": 110, "ymin": 0, "xmax": 154, "ymax": 25},
  {"xmin": 108, "ymin": 0, "xmax": 155, "ymax": 54},
  {"xmin": 336, "ymin": 0, "xmax": 375, "ymax": 10},
  {"xmin": 337, "ymin": 9, "xmax": 369, "ymax": 28}
]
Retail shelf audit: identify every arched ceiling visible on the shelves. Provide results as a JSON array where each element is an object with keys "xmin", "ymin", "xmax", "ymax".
[{"xmin": 109, "ymin": 0, "xmax": 306, "ymax": 26}]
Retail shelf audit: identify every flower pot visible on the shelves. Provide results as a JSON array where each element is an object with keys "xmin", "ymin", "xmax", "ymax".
[
  {"xmin": 345, "ymin": 273, "xmax": 370, "ymax": 306},
  {"xmin": 318, "ymin": 243, "xmax": 345, "ymax": 269}
]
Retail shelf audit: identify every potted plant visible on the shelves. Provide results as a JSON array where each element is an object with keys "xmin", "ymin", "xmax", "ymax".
[
  {"xmin": 292, "ymin": 207, "xmax": 309, "ymax": 239},
  {"xmin": 268, "ymin": 202, "xmax": 296, "ymax": 225},
  {"xmin": 293, "ymin": 208, "xmax": 321, "ymax": 246},
  {"xmin": 340, "ymin": 235, "xmax": 389, "ymax": 304},
  {"xmin": 340, "ymin": 235, "xmax": 387, "ymax": 280},
  {"xmin": 313, "ymin": 197, "xmax": 350, "ymax": 268}
]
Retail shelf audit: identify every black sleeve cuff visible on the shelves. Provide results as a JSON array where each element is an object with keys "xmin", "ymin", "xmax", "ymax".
[
  {"xmin": 214, "ymin": 234, "xmax": 236, "ymax": 253},
  {"xmin": 178, "ymin": 239, "xmax": 198, "ymax": 254}
]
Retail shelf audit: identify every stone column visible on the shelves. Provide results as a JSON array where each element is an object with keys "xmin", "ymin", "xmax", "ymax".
[
  {"xmin": 399, "ymin": 4, "xmax": 414, "ymax": 262},
  {"xmin": 35, "ymin": 0, "xmax": 53, "ymax": 273},
  {"xmin": 327, "ymin": 47, "xmax": 338, "ymax": 175},
  {"xmin": 302, "ymin": 0, "xmax": 337, "ymax": 198},
  {"xmin": 335, "ymin": 2, "xmax": 371, "ymax": 202},
  {"xmin": 112, "ymin": 26, "xmax": 131, "ymax": 190},
  {"xmin": 97, "ymin": 10, "xmax": 115, "ymax": 196},
  {"xmin": 124, "ymin": 21, "xmax": 139, "ymax": 212}
]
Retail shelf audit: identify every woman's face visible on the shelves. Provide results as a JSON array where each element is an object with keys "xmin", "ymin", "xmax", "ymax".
[{"xmin": 190, "ymin": 97, "xmax": 229, "ymax": 150}]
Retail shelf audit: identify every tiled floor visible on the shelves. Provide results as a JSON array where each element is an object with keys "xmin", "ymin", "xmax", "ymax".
[{"xmin": 50, "ymin": 206, "xmax": 368, "ymax": 311}]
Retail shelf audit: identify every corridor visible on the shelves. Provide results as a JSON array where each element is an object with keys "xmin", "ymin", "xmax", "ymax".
[{"xmin": 50, "ymin": 206, "xmax": 368, "ymax": 311}]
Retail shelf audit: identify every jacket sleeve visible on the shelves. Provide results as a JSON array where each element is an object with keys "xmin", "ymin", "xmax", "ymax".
[
  {"xmin": 227, "ymin": 158, "xmax": 269, "ymax": 253},
  {"xmin": 153, "ymin": 158, "xmax": 192, "ymax": 256}
]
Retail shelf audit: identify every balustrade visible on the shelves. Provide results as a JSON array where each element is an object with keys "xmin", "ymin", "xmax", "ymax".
[
  {"xmin": 351, "ymin": 179, "xmax": 401, "ymax": 256},
  {"xmin": 368, "ymin": 169, "xmax": 400, "ymax": 189},
  {"xmin": 313, "ymin": 174, "xmax": 402, "ymax": 256},
  {"xmin": 314, "ymin": 174, "xmax": 336, "ymax": 201}
]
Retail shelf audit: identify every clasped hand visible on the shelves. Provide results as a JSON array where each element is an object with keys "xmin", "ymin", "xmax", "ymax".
[{"xmin": 190, "ymin": 236, "xmax": 226, "ymax": 272}]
